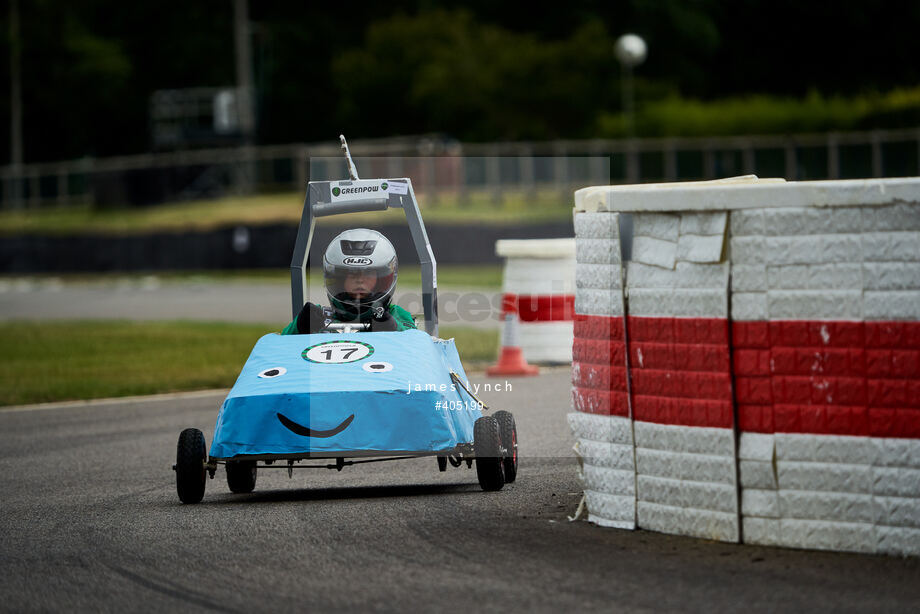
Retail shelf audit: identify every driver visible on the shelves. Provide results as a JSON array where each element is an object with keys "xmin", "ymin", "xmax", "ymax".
[{"xmin": 282, "ymin": 228, "xmax": 417, "ymax": 334}]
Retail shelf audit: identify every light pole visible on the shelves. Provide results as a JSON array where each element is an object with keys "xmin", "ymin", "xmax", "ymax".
[{"xmin": 614, "ymin": 34, "xmax": 647, "ymax": 139}]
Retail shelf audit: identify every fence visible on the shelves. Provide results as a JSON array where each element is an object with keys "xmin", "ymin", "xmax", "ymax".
[{"xmin": 1, "ymin": 128, "xmax": 919, "ymax": 209}]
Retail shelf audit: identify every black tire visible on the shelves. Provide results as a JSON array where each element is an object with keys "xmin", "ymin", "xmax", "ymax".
[
  {"xmin": 437, "ymin": 456, "xmax": 447, "ymax": 472},
  {"xmin": 226, "ymin": 460, "xmax": 257, "ymax": 493},
  {"xmin": 176, "ymin": 428, "xmax": 207, "ymax": 504},
  {"xmin": 493, "ymin": 410, "xmax": 518, "ymax": 483},
  {"xmin": 474, "ymin": 416, "xmax": 505, "ymax": 491}
]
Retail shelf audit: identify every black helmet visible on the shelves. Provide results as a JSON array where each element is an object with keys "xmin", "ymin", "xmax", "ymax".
[{"xmin": 323, "ymin": 229, "xmax": 398, "ymax": 320}]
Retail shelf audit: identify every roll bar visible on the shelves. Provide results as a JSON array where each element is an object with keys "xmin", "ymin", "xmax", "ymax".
[{"xmin": 289, "ymin": 138, "xmax": 439, "ymax": 336}]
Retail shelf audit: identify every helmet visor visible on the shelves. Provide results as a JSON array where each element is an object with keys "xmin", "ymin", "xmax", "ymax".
[{"xmin": 324, "ymin": 260, "xmax": 397, "ymax": 311}]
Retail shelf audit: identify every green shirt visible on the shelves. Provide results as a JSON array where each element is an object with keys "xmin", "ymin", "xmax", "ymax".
[{"xmin": 281, "ymin": 304, "xmax": 417, "ymax": 335}]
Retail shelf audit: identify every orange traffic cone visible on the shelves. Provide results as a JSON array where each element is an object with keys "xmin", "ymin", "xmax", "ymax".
[{"xmin": 487, "ymin": 312, "xmax": 539, "ymax": 376}]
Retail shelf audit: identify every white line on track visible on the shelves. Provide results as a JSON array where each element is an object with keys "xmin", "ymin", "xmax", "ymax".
[{"xmin": 0, "ymin": 389, "xmax": 228, "ymax": 413}]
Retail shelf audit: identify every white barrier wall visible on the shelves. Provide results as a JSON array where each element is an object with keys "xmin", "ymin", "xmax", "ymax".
[
  {"xmin": 730, "ymin": 199, "xmax": 920, "ymax": 555},
  {"xmin": 627, "ymin": 210, "xmax": 738, "ymax": 542},
  {"xmin": 570, "ymin": 177, "xmax": 920, "ymax": 555},
  {"xmin": 568, "ymin": 213, "xmax": 635, "ymax": 528},
  {"xmin": 496, "ymin": 239, "xmax": 575, "ymax": 363}
]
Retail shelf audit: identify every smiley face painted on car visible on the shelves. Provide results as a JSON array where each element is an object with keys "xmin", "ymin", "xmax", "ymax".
[{"xmin": 209, "ymin": 330, "xmax": 475, "ymax": 460}]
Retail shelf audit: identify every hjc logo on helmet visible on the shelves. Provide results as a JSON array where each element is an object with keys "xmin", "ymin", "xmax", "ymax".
[{"xmin": 343, "ymin": 257, "xmax": 372, "ymax": 266}]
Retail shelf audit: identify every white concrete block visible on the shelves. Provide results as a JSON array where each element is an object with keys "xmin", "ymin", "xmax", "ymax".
[
  {"xmin": 585, "ymin": 490, "xmax": 636, "ymax": 529},
  {"xmin": 632, "ymin": 236, "xmax": 677, "ymax": 269},
  {"xmin": 731, "ymin": 265, "xmax": 767, "ymax": 292},
  {"xmin": 634, "ymin": 422, "xmax": 736, "ymax": 456},
  {"xmin": 575, "ymin": 288, "xmax": 624, "ymax": 316},
  {"xmin": 681, "ymin": 211, "xmax": 728, "ymax": 236},
  {"xmin": 763, "ymin": 206, "xmax": 862, "ymax": 236},
  {"xmin": 583, "ymin": 464, "xmax": 636, "ymax": 496},
  {"xmin": 576, "ymin": 238, "xmax": 621, "ymax": 264},
  {"xmin": 776, "ymin": 434, "xmax": 878, "ymax": 465},
  {"xmin": 766, "ymin": 264, "xmax": 810, "ymax": 290},
  {"xmin": 874, "ymin": 437, "xmax": 920, "ymax": 468},
  {"xmin": 742, "ymin": 489, "xmax": 781, "ymax": 518},
  {"xmin": 730, "ymin": 209, "xmax": 766, "ymax": 237},
  {"xmin": 860, "ymin": 203, "xmax": 920, "ymax": 232},
  {"xmin": 637, "ymin": 501, "xmax": 740, "ymax": 542},
  {"xmin": 862, "ymin": 262, "xmax": 920, "ymax": 290},
  {"xmin": 776, "ymin": 461, "xmax": 872, "ymax": 494},
  {"xmin": 864, "ymin": 291, "xmax": 920, "ymax": 320},
  {"xmin": 739, "ymin": 460, "xmax": 778, "ymax": 490},
  {"xmin": 779, "ymin": 519, "xmax": 875, "ymax": 553},
  {"xmin": 677, "ymin": 233, "xmax": 726, "ymax": 263},
  {"xmin": 739, "ymin": 432, "xmax": 775, "ymax": 461},
  {"xmin": 577, "ymin": 439, "xmax": 635, "ymax": 471},
  {"xmin": 875, "ymin": 525, "xmax": 920, "ymax": 556},
  {"xmin": 626, "ymin": 262, "xmax": 675, "ymax": 288},
  {"xmin": 637, "ymin": 475, "xmax": 737, "ymax": 513},
  {"xmin": 742, "ymin": 517, "xmax": 782, "ymax": 546},
  {"xmin": 628, "ymin": 261, "xmax": 729, "ymax": 289},
  {"xmin": 765, "ymin": 263, "xmax": 863, "ymax": 290},
  {"xmin": 764, "ymin": 235, "xmax": 862, "ymax": 266},
  {"xmin": 861, "ymin": 231, "xmax": 920, "ymax": 262},
  {"xmin": 766, "ymin": 290, "xmax": 863, "ymax": 320},
  {"xmin": 576, "ymin": 263, "xmax": 622, "ymax": 290},
  {"xmin": 731, "ymin": 292, "xmax": 767, "ymax": 321},
  {"xmin": 574, "ymin": 211, "xmax": 620, "ymax": 239},
  {"xmin": 633, "ymin": 213, "xmax": 680, "ymax": 241},
  {"xmin": 627, "ymin": 288, "xmax": 728, "ymax": 318},
  {"xmin": 729, "ymin": 236, "xmax": 766, "ymax": 265},
  {"xmin": 873, "ymin": 496, "xmax": 920, "ymax": 529},
  {"xmin": 568, "ymin": 412, "xmax": 633, "ymax": 445},
  {"xmin": 636, "ymin": 448, "xmax": 736, "ymax": 484},
  {"xmin": 778, "ymin": 490, "xmax": 875, "ymax": 524},
  {"xmin": 576, "ymin": 178, "xmax": 919, "ymax": 214},
  {"xmin": 872, "ymin": 467, "xmax": 920, "ymax": 498}
]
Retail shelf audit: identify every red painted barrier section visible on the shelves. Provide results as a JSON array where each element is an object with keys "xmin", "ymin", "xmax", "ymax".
[
  {"xmin": 502, "ymin": 293, "xmax": 575, "ymax": 322},
  {"xmin": 572, "ymin": 314, "xmax": 629, "ymax": 417},
  {"xmin": 627, "ymin": 316, "xmax": 734, "ymax": 428},
  {"xmin": 733, "ymin": 320, "xmax": 920, "ymax": 438}
]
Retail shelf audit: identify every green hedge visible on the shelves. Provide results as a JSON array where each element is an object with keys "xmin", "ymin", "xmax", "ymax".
[{"xmin": 598, "ymin": 87, "xmax": 920, "ymax": 138}]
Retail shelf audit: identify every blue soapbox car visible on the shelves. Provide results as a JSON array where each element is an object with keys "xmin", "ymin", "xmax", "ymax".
[{"xmin": 174, "ymin": 138, "xmax": 518, "ymax": 503}]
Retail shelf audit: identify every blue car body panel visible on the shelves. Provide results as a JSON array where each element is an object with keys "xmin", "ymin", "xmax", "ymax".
[{"xmin": 209, "ymin": 330, "xmax": 482, "ymax": 458}]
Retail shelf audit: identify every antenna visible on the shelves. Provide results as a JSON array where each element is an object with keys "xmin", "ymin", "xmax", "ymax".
[{"xmin": 340, "ymin": 134, "xmax": 360, "ymax": 180}]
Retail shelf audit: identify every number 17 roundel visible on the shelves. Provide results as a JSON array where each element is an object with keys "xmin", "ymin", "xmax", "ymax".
[{"xmin": 302, "ymin": 340, "xmax": 374, "ymax": 364}]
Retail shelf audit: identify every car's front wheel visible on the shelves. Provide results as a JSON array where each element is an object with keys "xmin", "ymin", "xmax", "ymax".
[{"xmin": 175, "ymin": 428, "xmax": 207, "ymax": 504}]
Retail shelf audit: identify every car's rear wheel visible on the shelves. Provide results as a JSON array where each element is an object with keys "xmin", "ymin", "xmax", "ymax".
[
  {"xmin": 493, "ymin": 410, "xmax": 518, "ymax": 483},
  {"xmin": 226, "ymin": 460, "xmax": 257, "ymax": 493},
  {"xmin": 474, "ymin": 416, "xmax": 505, "ymax": 491},
  {"xmin": 175, "ymin": 428, "xmax": 207, "ymax": 504}
]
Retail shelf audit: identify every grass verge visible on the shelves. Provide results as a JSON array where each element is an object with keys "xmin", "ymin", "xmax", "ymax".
[{"xmin": 0, "ymin": 321, "xmax": 497, "ymax": 407}]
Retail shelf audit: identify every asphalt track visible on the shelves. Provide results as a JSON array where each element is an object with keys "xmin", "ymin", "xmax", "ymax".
[
  {"xmin": 1, "ymin": 370, "xmax": 918, "ymax": 612},
  {"xmin": 0, "ymin": 278, "xmax": 501, "ymax": 329}
]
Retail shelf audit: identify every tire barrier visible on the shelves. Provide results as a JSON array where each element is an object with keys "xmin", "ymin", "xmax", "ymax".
[
  {"xmin": 496, "ymin": 238, "xmax": 576, "ymax": 364},
  {"xmin": 568, "ymin": 176, "xmax": 920, "ymax": 555}
]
